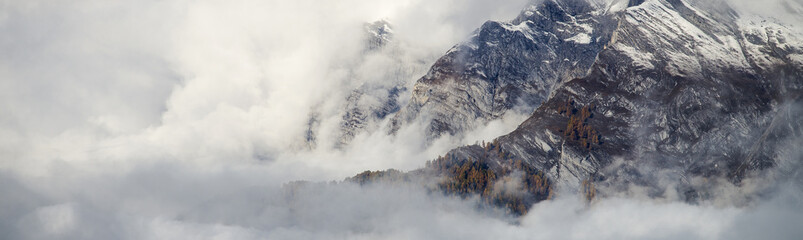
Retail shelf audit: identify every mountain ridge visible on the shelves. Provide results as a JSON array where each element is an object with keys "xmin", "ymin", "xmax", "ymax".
[{"xmin": 347, "ymin": 0, "xmax": 803, "ymax": 213}]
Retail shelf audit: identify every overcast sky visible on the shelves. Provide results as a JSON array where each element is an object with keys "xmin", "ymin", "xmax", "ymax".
[{"xmin": 1, "ymin": 0, "xmax": 802, "ymax": 239}]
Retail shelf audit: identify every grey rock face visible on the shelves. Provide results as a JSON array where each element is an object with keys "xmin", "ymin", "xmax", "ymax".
[
  {"xmin": 337, "ymin": 84, "xmax": 405, "ymax": 147},
  {"xmin": 390, "ymin": 0, "xmax": 618, "ymax": 140}
]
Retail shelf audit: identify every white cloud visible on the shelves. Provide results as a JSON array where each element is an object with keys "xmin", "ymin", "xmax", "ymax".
[
  {"xmin": 2, "ymin": 165, "xmax": 801, "ymax": 239},
  {"xmin": 0, "ymin": 0, "xmax": 802, "ymax": 239},
  {"xmin": 0, "ymin": 0, "xmax": 531, "ymax": 176}
]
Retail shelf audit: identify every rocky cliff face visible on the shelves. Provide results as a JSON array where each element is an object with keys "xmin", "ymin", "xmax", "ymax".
[
  {"xmin": 389, "ymin": 0, "xmax": 619, "ymax": 140},
  {"xmin": 434, "ymin": 0, "xmax": 803, "ymax": 204},
  {"xmin": 341, "ymin": 0, "xmax": 802, "ymax": 214}
]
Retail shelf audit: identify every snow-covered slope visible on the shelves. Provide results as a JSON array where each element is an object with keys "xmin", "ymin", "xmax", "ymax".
[{"xmin": 426, "ymin": 0, "xmax": 803, "ymax": 204}]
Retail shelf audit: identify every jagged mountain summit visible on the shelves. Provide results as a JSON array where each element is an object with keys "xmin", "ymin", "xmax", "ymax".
[
  {"xmin": 351, "ymin": 0, "xmax": 803, "ymax": 214},
  {"xmin": 390, "ymin": 0, "xmax": 619, "ymax": 140}
]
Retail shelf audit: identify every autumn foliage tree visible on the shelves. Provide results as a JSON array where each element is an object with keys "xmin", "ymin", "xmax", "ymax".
[
  {"xmin": 346, "ymin": 169, "xmax": 407, "ymax": 185},
  {"xmin": 581, "ymin": 177, "xmax": 596, "ymax": 203},
  {"xmin": 428, "ymin": 148, "xmax": 553, "ymax": 215},
  {"xmin": 557, "ymin": 98, "xmax": 603, "ymax": 150}
]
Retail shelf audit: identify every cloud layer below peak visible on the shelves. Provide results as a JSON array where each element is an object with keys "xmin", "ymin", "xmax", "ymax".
[{"xmin": 1, "ymin": 0, "xmax": 802, "ymax": 239}]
